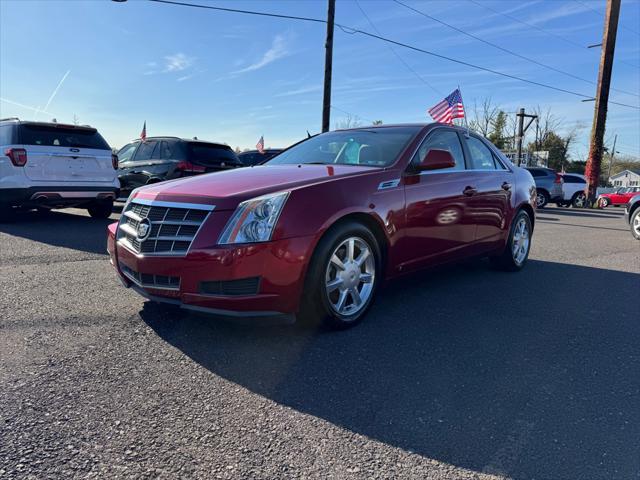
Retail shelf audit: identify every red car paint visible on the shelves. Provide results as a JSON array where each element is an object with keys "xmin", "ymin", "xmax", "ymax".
[
  {"xmin": 599, "ymin": 187, "xmax": 640, "ymax": 206},
  {"xmin": 108, "ymin": 124, "xmax": 536, "ymax": 320}
]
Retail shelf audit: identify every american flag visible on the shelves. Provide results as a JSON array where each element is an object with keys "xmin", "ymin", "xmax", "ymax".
[
  {"xmin": 140, "ymin": 121, "xmax": 147, "ymax": 141},
  {"xmin": 256, "ymin": 135, "xmax": 265, "ymax": 154},
  {"xmin": 428, "ymin": 89, "xmax": 465, "ymax": 125}
]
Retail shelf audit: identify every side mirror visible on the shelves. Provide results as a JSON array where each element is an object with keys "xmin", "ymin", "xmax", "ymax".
[{"xmin": 418, "ymin": 149, "xmax": 456, "ymax": 171}]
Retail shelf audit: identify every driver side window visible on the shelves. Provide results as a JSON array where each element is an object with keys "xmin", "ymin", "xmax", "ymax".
[{"xmin": 413, "ymin": 130, "xmax": 465, "ymax": 171}]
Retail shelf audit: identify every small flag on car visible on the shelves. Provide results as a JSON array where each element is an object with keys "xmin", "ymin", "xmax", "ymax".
[
  {"xmin": 256, "ymin": 135, "xmax": 265, "ymax": 154},
  {"xmin": 428, "ymin": 88, "xmax": 465, "ymax": 125},
  {"xmin": 140, "ymin": 121, "xmax": 147, "ymax": 141}
]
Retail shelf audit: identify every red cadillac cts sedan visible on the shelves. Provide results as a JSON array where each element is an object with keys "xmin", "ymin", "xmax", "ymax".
[{"xmin": 107, "ymin": 124, "xmax": 536, "ymax": 329}]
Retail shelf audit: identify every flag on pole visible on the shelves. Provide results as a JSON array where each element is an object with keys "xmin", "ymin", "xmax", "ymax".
[
  {"xmin": 428, "ymin": 89, "xmax": 465, "ymax": 125},
  {"xmin": 256, "ymin": 135, "xmax": 265, "ymax": 154},
  {"xmin": 140, "ymin": 121, "xmax": 147, "ymax": 141}
]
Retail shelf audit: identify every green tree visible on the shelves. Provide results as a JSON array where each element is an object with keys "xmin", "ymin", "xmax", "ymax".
[{"xmin": 488, "ymin": 110, "xmax": 507, "ymax": 149}]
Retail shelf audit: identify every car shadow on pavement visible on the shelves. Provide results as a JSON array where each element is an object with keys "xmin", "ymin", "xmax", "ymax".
[
  {"xmin": 0, "ymin": 209, "xmax": 115, "ymax": 255},
  {"xmin": 141, "ymin": 259, "xmax": 640, "ymax": 480}
]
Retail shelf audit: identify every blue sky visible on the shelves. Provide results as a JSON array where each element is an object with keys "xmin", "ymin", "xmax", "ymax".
[{"xmin": 1, "ymin": 0, "xmax": 639, "ymax": 160}]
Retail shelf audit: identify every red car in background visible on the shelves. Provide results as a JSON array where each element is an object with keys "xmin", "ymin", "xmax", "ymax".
[
  {"xmin": 107, "ymin": 124, "xmax": 536, "ymax": 329},
  {"xmin": 598, "ymin": 186, "xmax": 640, "ymax": 208}
]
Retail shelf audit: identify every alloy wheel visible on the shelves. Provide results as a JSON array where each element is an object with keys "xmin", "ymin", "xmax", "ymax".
[
  {"xmin": 634, "ymin": 213, "xmax": 640, "ymax": 237},
  {"xmin": 325, "ymin": 236, "xmax": 375, "ymax": 316},
  {"xmin": 535, "ymin": 193, "xmax": 546, "ymax": 208},
  {"xmin": 511, "ymin": 217, "xmax": 530, "ymax": 266},
  {"xmin": 573, "ymin": 193, "xmax": 586, "ymax": 208}
]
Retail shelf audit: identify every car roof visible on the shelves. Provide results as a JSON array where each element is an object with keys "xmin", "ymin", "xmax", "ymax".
[
  {"xmin": 0, "ymin": 118, "xmax": 97, "ymax": 132},
  {"xmin": 239, "ymin": 149, "xmax": 282, "ymax": 154},
  {"xmin": 127, "ymin": 136, "xmax": 231, "ymax": 147}
]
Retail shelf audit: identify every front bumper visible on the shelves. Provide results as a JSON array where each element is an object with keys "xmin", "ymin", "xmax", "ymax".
[{"xmin": 107, "ymin": 222, "xmax": 313, "ymax": 321}]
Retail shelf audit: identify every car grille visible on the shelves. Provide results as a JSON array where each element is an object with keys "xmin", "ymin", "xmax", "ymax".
[
  {"xmin": 199, "ymin": 277, "xmax": 261, "ymax": 296},
  {"xmin": 117, "ymin": 199, "xmax": 213, "ymax": 256},
  {"xmin": 120, "ymin": 264, "xmax": 180, "ymax": 290}
]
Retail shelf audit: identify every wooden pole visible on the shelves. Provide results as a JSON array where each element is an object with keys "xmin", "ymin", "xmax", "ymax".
[{"xmin": 322, "ymin": 0, "xmax": 336, "ymax": 133}]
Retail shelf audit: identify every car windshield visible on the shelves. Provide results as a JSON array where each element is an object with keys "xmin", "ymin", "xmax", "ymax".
[{"xmin": 266, "ymin": 127, "xmax": 420, "ymax": 168}]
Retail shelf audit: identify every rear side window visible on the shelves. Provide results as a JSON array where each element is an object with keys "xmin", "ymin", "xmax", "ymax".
[
  {"xmin": 528, "ymin": 169, "xmax": 545, "ymax": 177},
  {"xmin": 0, "ymin": 124, "xmax": 16, "ymax": 145},
  {"xmin": 187, "ymin": 143, "xmax": 239, "ymax": 165},
  {"xmin": 18, "ymin": 124, "xmax": 110, "ymax": 150},
  {"xmin": 466, "ymin": 137, "xmax": 497, "ymax": 170},
  {"xmin": 563, "ymin": 175, "xmax": 585, "ymax": 184},
  {"xmin": 133, "ymin": 141, "xmax": 158, "ymax": 161},
  {"xmin": 414, "ymin": 129, "xmax": 465, "ymax": 171}
]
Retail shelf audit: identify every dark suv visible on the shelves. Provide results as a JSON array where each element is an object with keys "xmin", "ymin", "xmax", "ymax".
[
  {"xmin": 237, "ymin": 149, "xmax": 283, "ymax": 166},
  {"xmin": 525, "ymin": 167, "xmax": 563, "ymax": 208},
  {"xmin": 117, "ymin": 137, "xmax": 242, "ymax": 197}
]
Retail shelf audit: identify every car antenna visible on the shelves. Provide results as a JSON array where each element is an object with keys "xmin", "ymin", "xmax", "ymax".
[{"xmin": 458, "ymin": 85, "xmax": 470, "ymax": 138}]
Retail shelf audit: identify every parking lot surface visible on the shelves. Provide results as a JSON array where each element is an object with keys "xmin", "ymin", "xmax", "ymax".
[{"xmin": 1, "ymin": 206, "xmax": 638, "ymax": 479}]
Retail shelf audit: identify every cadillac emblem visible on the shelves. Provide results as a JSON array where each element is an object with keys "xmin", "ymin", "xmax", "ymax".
[{"xmin": 136, "ymin": 218, "xmax": 152, "ymax": 241}]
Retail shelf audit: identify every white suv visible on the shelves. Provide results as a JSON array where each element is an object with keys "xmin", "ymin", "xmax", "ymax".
[{"xmin": 0, "ymin": 118, "xmax": 119, "ymax": 221}]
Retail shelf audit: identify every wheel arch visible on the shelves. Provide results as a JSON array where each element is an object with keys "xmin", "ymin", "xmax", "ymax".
[{"xmin": 518, "ymin": 202, "xmax": 535, "ymax": 231}]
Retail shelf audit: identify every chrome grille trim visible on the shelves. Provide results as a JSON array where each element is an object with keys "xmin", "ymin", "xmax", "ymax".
[{"xmin": 117, "ymin": 199, "xmax": 214, "ymax": 257}]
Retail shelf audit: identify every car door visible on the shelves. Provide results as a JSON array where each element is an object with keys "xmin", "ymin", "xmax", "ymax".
[
  {"xmin": 461, "ymin": 135, "xmax": 511, "ymax": 245},
  {"xmin": 120, "ymin": 140, "xmax": 159, "ymax": 189},
  {"xmin": 399, "ymin": 128, "xmax": 477, "ymax": 271}
]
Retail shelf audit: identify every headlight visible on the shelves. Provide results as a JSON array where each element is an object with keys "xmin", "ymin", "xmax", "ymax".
[{"xmin": 218, "ymin": 191, "xmax": 290, "ymax": 244}]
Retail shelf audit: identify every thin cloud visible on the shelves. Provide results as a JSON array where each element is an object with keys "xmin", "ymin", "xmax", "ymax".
[
  {"xmin": 177, "ymin": 74, "xmax": 194, "ymax": 82},
  {"xmin": 164, "ymin": 53, "xmax": 194, "ymax": 72},
  {"xmin": 0, "ymin": 97, "xmax": 53, "ymax": 116},
  {"xmin": 275, "ymin": 84, "xmax": 322, "ymax": 97},
  {"xmin": 233, "ymin": 34, "xmax": 290, "ymax": 74}
]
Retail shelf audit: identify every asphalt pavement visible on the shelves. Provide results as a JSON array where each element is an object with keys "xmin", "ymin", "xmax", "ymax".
[{"xmin": 1, "ymin": 206, "xmax": 638, "ymax": 479}]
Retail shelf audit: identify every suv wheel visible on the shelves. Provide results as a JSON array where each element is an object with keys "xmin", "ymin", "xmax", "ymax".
[
  {"xmin": 302, "ymin": 222, "xmax": 380, "ymax": 330},
  {"xmin": 0, "ymin": 204, "xmax": 16, "ymax": 223},
  {"xmin": 490, "ymin": 210, "xmax": 532, "ymax": 271},
  {"xmin": 87, "ymin": 200, "xmax": 114, "ymax": 219},
  {"xmin": 535, "ymin": 191, "xmax": 549, "ymax": 209},
  {"xmin": 631, "ymin": 209, "xmax": 640, "ymax": 240},
  {"xmin": 572, "ymin": 192, "xmax": 586, "ymax": 208}
]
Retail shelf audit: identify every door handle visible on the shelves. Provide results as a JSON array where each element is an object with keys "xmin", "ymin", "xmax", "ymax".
[
  {"xmin": 463, "ymin": 186, "xmax": 477, "ymax": 196},
  {"xmin": 502, "ymin": 182, "xmax": 512, "ymax": 191}
]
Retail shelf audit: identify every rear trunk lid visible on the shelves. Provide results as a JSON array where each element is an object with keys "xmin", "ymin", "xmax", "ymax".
[{"xmin": 19, "ymin": 123, "xmax": 115, "ymax": 183}]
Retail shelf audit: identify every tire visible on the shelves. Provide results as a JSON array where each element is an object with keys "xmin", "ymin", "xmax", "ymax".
[
  {"xmin": 598, "ymin": 197, "xmax": 610, "ymax": 209},
  {"xmin": 301, "ymin": 221, "xmax": 381, "ymax": 330},
  {"xmin": 490, "ymin": 210, "xmax": 533, "ymax": 272},
  {"xmin": 572, "ymin": 192, "xmax": 587, "ymax": 208},
  {"xmin": 87, "ymin": 200, "xmax": 114, "ymax": 219},
  {"xmin": 535, "ymin": 190, "xmax": 549, "ymax": 209},
  {"xmin": 631, "ymin": 209, "xmax": 640, "ymax": 241}
]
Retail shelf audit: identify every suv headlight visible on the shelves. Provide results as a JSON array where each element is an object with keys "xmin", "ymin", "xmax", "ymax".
[{"xmin": 218, "ymin": 191, "xmax": 290, "ymax": 244}]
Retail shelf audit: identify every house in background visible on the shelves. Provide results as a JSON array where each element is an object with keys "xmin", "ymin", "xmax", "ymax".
[{"xmin": 609, "ymin": 169, "xmax": 640, "ymax": 187}]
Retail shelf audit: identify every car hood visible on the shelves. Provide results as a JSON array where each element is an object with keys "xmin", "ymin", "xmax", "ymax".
[{"xmin": 133, "ymin": 164, "xmax": 382, "ymax": 210}]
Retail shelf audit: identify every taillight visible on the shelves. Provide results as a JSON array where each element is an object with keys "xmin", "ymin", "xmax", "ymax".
[
  {"xmin": 176, "ymin": 161, "xmax": 205, "ymax": 173},
  {"xmin": 554, "ymin": 173, "xmax": 562, "ymax": 184},
  {"xmin": 5, "ymin": 148, "xmax": 27, "ymax": 167},
  {"xmin": 112, "ymin": 153, "xmax": 118, "ymax": 170}
]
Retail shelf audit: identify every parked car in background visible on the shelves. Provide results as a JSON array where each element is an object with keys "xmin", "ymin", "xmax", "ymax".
[
  {"xmin": 117, "ymin": 137, "xmax": 243, "ymax": 198},
  {"xmin": 237, "ymin": 149, "xmax": 284, "ymax": 166},
  {"xmin": 108, "ymin": 123, "xmax": 536, "ymax": 330},
  {"xmin": 624, "ymin": 194, "xmax": 640, "ymax": 240},
  {"xmin": 525, "ymin": 167, "xmax": 563, "ymax": 208},
  {"xmin": 557, "ymin": 173, "xmax": 587, "ymax": 208},
  {"xmin": 0, "ymin": 118, "xmax": 119, "ymax": 221},
  {"xmin": 597, "ymin": 186, "xmax": 640, "ymax": 208}
]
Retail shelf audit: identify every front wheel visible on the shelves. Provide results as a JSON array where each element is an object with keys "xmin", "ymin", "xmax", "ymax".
[
  {"xmin": 598, "ymin": 197, "xmax": 610, "ymax": 209},
  {"xmin": 490, "ymin": 210, "xmax": 532, "ymax": 272},
  {"xmin": 631, "ymin": 209, "xmax": 640, "ymax": 240},
  {"xmin": 301, "ymin": 222, "xmax": 380, "ymax": 330},
  {"xmin": 87, "ymin": 200, "xmax": 114, "ymax": 219}
]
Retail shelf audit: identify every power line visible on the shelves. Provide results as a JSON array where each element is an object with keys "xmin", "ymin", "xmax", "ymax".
[
  {"xmin": 573, "ymin": 0, "xmax": 640, "ymax": 37},
  {"xmin": 393, "ymin": 0, "xmax": 638, "ymax": 98},
  {"xmin": 354, "ymin": 0, "xmax": 441, "ymax": 96},
  {"xmin": 146, "ymin": 0, "xmax": 640, "ymax": 110},
  {"xmin": 467, "ymin": 0, "xmax": 640, "ymax": 70}
]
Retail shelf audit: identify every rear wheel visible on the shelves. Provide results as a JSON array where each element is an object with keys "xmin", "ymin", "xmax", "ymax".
[
  {"xmin": 572, "ymin": 192, "xmax": 586, "ymax": 208},
  {"xmin": 87, "ymin": 200, "xmax": 114, "ymax": 219},
  {"xmin": 631, "ymin": 209, "xmax": 640, "ymax": 240},
  {"xmin": 535, "ymin": 190, "xmax": 549, "ymax": 209},
  {"xmin": 490, "ymin": 210, "xmax": 532, "ymax": 271},
  {"xmin": 301, "ymin": 222, "xmax": 380, "ymax": 330}
]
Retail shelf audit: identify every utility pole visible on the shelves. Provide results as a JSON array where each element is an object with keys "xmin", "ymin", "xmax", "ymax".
[
  {"xmin": 606, "ymin": 133, "xmax": 618, "ymax": 182},
  {"xmin": 322, "ymin": 0, "xmax": 336, "ymax": 133},
  {"xmin": 515, "ymin": 108, "xmax": 538, "ymax": 166},
  {"xmin": 584, "ymin": 0, "xmax": 620, "ymax": 206}
]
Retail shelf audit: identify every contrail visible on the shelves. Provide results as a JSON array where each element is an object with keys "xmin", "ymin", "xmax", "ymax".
[
  {"xmin": 42, "ymin": 69, "xmax": 71, "ymax": 113},
  {"xmin": 0, "ymin": 97, "xmax": 53, "ymax": 116}
]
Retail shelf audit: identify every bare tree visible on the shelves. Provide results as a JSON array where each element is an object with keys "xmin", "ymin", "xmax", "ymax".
[
  {"xmin": 372, "ymin": 120, "xmax": 383, "ymax": 126},
  {"xmin": 335, "ymin": 114, "xmax": 362, "ymax": 130},
  {"xmin": 73, "ymin": 114, "xmax": 79, "ymax": 125},
  {"xmin": 467, "ymin": 98, "xmax": 499, "ymax": 137}
]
